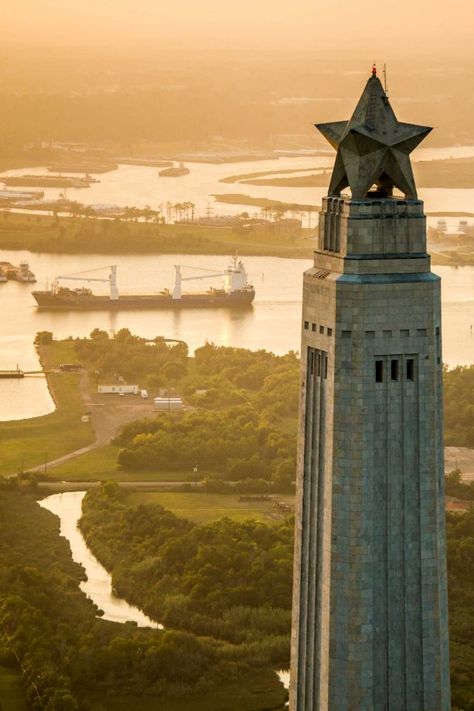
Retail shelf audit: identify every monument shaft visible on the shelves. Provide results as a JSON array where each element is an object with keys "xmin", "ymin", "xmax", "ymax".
[{"xmin": 290, "ymin": 191, "xmax": 450, "ymax": 707}]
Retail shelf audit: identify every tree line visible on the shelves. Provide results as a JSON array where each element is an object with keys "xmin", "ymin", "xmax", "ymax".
[
  {"xmin": 0, "ymin": 481, "xmax": 288, "ymax": 710},
  {"xmin": 445, "ymin": 365, "xmax": 474, "ymax": 448},
  {"xmin": 74, "ymin": 328, "xmax": 188, "ymax": 388},
  {"xmin": 113, "ymin": 342, "xmax": 299, "ymax": 489},
  {"xmin": 81, "ymin": 483, "xmax": 474, "ymax": 710},
  {"xmin": 47, "ymin": 332, "xmax": 474, "ymax": 494},
  {"xmin": 1, "ymin": 477, "xmax": 473, "ymax": 709},
  {"xmin": 80, "ymin": 483, "xmax": 293, "ymax": 654}
]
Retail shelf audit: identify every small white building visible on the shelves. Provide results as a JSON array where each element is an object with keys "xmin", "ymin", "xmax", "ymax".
[
  {"xmin": 98, "ymin": 384, "xmax": 140, "ymax": 395},
  {"xmin": 154, "ymin": 397, "xmax": 183, "ymax": 411}
]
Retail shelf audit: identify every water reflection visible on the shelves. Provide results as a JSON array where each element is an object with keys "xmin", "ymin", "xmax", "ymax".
[{"xmin": 1, "ymin": 251, "xmax": 473, "ymax": 421}]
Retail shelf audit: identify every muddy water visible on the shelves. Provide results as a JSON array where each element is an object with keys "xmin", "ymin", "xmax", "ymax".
[
  {"xmin": 1, "ymin": 251, "xmax": 473, "ymax": 421},
  {"xmin": 39, "ymin": 490, "xmax": 161, "ymax": 628}
]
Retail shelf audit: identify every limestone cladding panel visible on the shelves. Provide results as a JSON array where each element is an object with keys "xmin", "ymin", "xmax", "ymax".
[
  {"xmin": 317, "ymin": 197, "xmax": 426, "ymax": 259},
  {"xmin": 291, "ymin": 268, "xmax": 449, "ymax": 709},
  {"xmin": 324, "ymin": 276, "xmax": 448, "ymax": 709},
  {"xmin": 291, "ymin": 275, "xmax": 337, "ymax": 710},
  {"xmin": 291, "ymin": 195, "xmax": 450, "ymax": 709}
]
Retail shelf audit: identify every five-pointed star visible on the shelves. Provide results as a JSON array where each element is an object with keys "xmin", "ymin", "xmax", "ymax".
[{"xmin": 316, "ymin": 73, "xmax": 432, "ymax": 199}]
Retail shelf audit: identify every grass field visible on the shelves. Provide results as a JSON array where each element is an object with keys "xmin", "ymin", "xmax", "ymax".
[
  {"xmin": 104, "ymin": 669, "xmax": 287, "ymax": 711},
  {"xmin": 126, "ymin": 492, "xmax": 295, "ymax": 524},
  {"xmin": 49, "ymin": 444, "xmax": 194, "ymax": 482},
  {"xmin": 0, "ymin": 341, "xmax": 94, "ymax": 477}
]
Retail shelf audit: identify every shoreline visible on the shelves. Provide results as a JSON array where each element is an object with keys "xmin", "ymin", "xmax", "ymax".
[
  {"xmin": 0, "ymin": 340, "xmax": 95, "ymax": 477},
  {"xmin": 0, "ymin": 212, "xmax": 472, "ymax": 265}
]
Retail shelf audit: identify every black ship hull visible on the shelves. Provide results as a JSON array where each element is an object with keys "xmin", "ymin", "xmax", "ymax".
[{"xmin": 32, "ymin": 289, "xmax": 255, "ymax": 310}]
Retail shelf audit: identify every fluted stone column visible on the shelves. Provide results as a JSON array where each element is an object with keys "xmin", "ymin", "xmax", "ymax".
[{"xmin": 290, "ymin": 196, "xmax": 450, "ymax": 710}]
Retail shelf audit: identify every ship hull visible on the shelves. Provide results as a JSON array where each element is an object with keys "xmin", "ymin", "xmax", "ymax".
[{"xmin": 32, "ymin": 290, "xmax": 255, "ymax": 310}]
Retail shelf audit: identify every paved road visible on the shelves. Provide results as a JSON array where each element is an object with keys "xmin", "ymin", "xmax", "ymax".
[{"xmin": 37, "ymin": 480, "xmax": 203, "ymax": 491}]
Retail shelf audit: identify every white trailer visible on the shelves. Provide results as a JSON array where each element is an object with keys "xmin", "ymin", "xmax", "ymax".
[
  {"xmin": 98, "ymin": 384, "xmax": 139, "ymax": 395},
  {"xmin": 154, "ymin": 397, "xmax": 183, "ymax": 411}
]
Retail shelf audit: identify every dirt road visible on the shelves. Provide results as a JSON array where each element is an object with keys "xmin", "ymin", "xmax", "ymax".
[
  {"xmin": 31, "ymin": 370, "xmax": 157, "ymax": 473},
  {"xmin": 34, "ymin": 370, "xmax": 474, "ymax": 483},
  {"xmin": 37, "ymin": 480, "xmax": 201, "ymax": 491}
]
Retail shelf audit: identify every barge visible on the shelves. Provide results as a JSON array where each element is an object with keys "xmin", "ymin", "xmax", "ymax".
[
  {"xmin": 159, "ymin": 162, "xmax": 190, "ymax": 177},
  {"xmin": 0, "ymin": 175, "xmax": 93, "ymax": 188},
  {"xmin": 0, "ymin": 368, "xmax": 24, "ymax": 379}
]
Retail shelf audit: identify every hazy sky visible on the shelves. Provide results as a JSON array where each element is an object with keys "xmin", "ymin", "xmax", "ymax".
[{"xmin": 2, "ymin": 0, "xmax": 472, "ymax": 55}]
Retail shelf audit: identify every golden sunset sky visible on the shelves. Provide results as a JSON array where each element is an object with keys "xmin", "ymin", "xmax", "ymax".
[{"xmin": 2, "ymin": 0, "xmax": 470, "ymax": 54}]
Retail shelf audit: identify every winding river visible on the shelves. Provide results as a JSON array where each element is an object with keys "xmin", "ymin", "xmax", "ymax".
[
  {"xmin": 39, "ymin": 491, "xmax": 161, "ymax": 628},
  {"xmin": 39, "ymin": 491, "xmax": 290, "ymax": 699}
]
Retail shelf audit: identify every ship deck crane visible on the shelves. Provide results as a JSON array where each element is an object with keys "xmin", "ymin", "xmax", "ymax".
[
  {"xmin": 173, "ymin": 265, "xmax": 225, "ymax": 299},
  {"xmin": 54, "ymin": 265, "xmax": 119, "ymax": 300}
]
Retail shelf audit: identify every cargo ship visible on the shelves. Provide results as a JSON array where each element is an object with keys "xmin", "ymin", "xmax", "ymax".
[{"xmin": 32, "ymin": 258, "xmax": 255, "ymax": 310}]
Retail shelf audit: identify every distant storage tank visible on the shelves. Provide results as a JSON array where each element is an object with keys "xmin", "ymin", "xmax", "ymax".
[{"xmin": 154, "ymin": 397, "xmax": 183, "ymax": 411}]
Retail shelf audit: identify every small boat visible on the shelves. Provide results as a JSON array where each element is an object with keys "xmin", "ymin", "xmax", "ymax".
[
  {"xmin": 0, "ymin": 261, "xmax": 36, "ymax": 283},
  {"xmin": 17, "ymin": 262, "xmax": 37, "ymax": 283},
  {"xmin": 159, "ymin": 162, "xmax": 190, "ymax": 177}
]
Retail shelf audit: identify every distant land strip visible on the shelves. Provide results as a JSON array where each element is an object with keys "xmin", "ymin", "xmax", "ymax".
[
  {"xmin": 220, "ymin": 156, "xmax": 474, "ymax": 190},
  {"xmin": 212, "ymin": 193, "xmax": 318, "ymax": 211},
  {"xmin": 220, "ymin": 166, "xmax": 326, "ymax": 184}
]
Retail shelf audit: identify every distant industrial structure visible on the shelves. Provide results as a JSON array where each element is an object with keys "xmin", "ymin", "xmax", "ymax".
[{"xmin": 154, "ymin": 397, "xmax": 183, "ymax": 411}]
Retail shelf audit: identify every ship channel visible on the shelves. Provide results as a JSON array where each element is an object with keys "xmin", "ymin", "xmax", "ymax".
[{"xmin": 0, "ymin": 250, "xmax": 474, "ymax": 422}]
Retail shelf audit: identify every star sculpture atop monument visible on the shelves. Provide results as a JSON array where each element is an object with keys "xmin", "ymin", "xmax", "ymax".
[{"xmin": 316, "ymin": 65, "xmax": 432, "ymax": 199}]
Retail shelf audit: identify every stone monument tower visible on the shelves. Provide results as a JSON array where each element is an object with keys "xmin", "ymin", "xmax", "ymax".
[{"xmin": 290, "ymin": 67, "xmax": 450, "ymax": 710}]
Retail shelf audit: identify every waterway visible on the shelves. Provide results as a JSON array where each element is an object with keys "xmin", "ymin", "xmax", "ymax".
[
  {"xmin": 39, "ymin": 491, "xmax": 290, "ymax": 698},
  {"xmin": 1, "ymin": 147, "xmax": 474, "ymax": 421},
  {"xmin": 38, "ymin": 491, "xmax": 161, "ymax": 628},
  {"xmin": 0, "ymin": 156, "xmax": 326, "ymax": 227},
  {"xmin": 1, "ymin": 146, "xmax": 474, "ymax": 230},
  {"xmin": 0, "ymin": 250, "xmax": 473, "ymax": 421}
]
